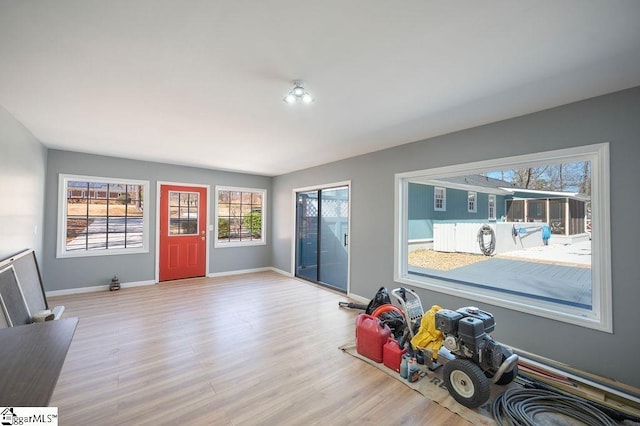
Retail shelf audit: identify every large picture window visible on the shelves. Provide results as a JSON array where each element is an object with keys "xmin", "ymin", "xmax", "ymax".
[
  {"xmin": 395, "ymin": 143, "xmax": 611, "ymax": 331},
  {"xmin": 215, "ymin": 186, "xmax": 266, "ymax": 247},
  {"xmin": 57, "ymin": 175, "xmax": 149, "ymax": 258}
]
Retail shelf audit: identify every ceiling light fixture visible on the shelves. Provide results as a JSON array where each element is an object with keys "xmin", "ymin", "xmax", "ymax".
[{"xmin": 283, "ymin": 80, "xmax": 314, "ymax": 104}]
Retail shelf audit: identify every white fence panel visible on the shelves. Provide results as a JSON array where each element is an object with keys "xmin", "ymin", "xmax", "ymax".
[
  {"xmin": 433, "ymin": 221, "xmax": 546, "ymax": 255},
  {"xmin": 454, "ymin": 223, "xmax": 486, "ymax": 255},
  {"xmin": 433, "ymin": 223, "xmax": 456, "ymax": 252}
]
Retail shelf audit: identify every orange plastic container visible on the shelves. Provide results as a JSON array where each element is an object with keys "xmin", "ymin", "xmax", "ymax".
[
  {"xmin": 383, "ymin": 338, "xmax": 407, "ymax": 372},
  {"xmin": 356, "ymin": 313, "xmax": 391, "ymax": 363}
]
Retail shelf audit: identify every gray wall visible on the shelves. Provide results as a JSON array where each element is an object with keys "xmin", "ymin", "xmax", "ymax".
[
  {"xmin": 0, "ymin": 106, "xmax": 47, "ymax": 264},
  {"xmin": 43, "ymin": 150, "xmax": 272, "ymax": 291},
  {"xmin": 3, "ymin": 87, "xmax": 639, "ymax": 388},
  {"xmin": 272, "ymin": 87, "xmax": 640, "ymax": 388}
]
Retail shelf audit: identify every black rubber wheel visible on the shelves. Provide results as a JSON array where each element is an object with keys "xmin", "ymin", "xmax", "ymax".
[
  {"xmin": 492, "ymin": 362, "xmax": 518, "ymax": 385},
  {"xmin": 443, "ymin": 359, "xmax": 491, "ymax": 408},
  {"xmin": 485, "ymin": 348, "xmax": 518, "ymax": 385}
]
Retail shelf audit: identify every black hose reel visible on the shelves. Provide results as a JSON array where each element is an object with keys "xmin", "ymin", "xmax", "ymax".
[{"xmin": 478, "ymin": 224, "xmax": 496, "ymax": 256}]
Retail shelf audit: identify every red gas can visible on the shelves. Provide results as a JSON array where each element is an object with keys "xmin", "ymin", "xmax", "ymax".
[
  {"xmin": 356, "ymin": 313, "xmax": 391, "ymax": 363},
  {"xmin": 383, "ymin": 337, "xmax": 407, "ymax": 372}
]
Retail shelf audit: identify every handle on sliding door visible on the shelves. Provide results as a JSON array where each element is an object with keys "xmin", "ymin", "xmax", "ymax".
[{"xmin": 344, "ymin": 234, "xmax": 348, "ymax": 246}]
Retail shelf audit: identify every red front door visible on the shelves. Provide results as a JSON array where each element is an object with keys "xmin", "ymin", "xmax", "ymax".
[{"xmin": 159, "ymin": 184, "xmax": 207, "ymax": 281}]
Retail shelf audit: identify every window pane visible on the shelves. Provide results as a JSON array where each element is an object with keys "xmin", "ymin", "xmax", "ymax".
[
  {"xmin": 90, "ymin": 218, "xmax": 107, "ymax": 234},
  {"xmin": 181, "ymin": 220, "xmax": 198, "ymax": 235},
  {"xmin": 397, "ymin": 148, "xmax": 609, "ymax": 331},
  {"xmin": 170, "ymin": 191, "xmax": 180, "ymax": 205},
  {"xmin": 66, "ymin": 237, "xmax": 86, "ymax": 251},
  {"xmin": 108, "ymin": 220, "xmax": 127, "ymax": 248},
  {"xmin": 66, "ymin": 217, "xmax": 88, "ymax": 243},
  {"xmin": 229, "ymin": 205, "xmax": 242, "ymax": 217},
  {"xmin": 230, "ymin": 191, "xmax": 242, "ymax": 203},
  {"xmin": 87, "ymin": 233, "xmax": 106, "ymax": 250},
  {"xmin": 108, "ymin": 193, "xmax": 125, "ymax": 217},
  {"xmin": 229, "ymin": 217, "xmax": 242, "ymax": 240},
  {"xmin": 170, "ymin": 221, "xmax": 181, "ymax": 235},
  {"xmin": 216, "ymin": 188, "xmax": 266, "ymax": 246},
  {"xmin": 168, "ymin": 191, "xmax": 198, "ymax": 235},
  {"xmin": 218, "ymin": 218, "xmax": 230, "ymax": 240},
  {"xmin": 468, "ymin": 192, "xmax": 476, "ymax": 212},
  {"xmin": 60, "ymin": 176, "xmax": 148, "ymax": 257}
]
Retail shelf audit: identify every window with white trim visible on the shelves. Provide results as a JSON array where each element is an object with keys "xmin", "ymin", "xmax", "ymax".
[
  {"xmin": 434, "ymin": 187, "xmax": 446, "ymax": 211},
  {"xmin": 396, "ymin": 143, "xmax": 611, "ymax": 332},
  {"xmin": 57, "ymin": 175, "xmax": 149, "ymax": 258},
  {"xmin": 215, "ymin": 186, "xmax": 266, "ymax": 247},
  {"xmin": 488, "ymin": 194, "xmax": 496, "ymax": 220},
  {"xmin": 467, "ymin": 191, "xmax": 477, "ymax": 213}
]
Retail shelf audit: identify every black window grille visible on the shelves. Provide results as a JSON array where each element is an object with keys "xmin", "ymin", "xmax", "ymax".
[
  {"xmin": 65, "ymin": 180, "xmax": 144, "ymax": 252},
  {"xmin": 217, "ymin": 190, "xmax": 264, "ymax": 243}
]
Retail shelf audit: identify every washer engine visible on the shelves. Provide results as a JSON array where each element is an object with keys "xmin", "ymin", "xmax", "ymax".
[{"xmin": 435, "ymin": 306, "xmax": 505, "ymax": 372}]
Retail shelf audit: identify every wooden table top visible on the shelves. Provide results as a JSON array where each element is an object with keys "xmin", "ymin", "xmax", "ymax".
[{"xmin": 0, "ymin": 317, "xmax": 78, "ymax": 406}]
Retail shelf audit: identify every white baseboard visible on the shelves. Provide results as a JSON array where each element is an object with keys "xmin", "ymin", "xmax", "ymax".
[
  {"xmin": 269, "ymin": 267, "xmax": 293, "ymax": 277},
  {"xmin": 46, "ymin": 268, "xmax": 292, "ymax": 297},
  {"xmin": 45, "ymin": 279, "xmax": 156, "ymax": 297},
  {"xmin": 347, "ymin": 292, "xmax": 369, "ymax": 304},
  {"xmin": 122, "ymin": 280, "xmax": 157, "ymax": 289},
  {"xmin": 207, "ymin": 267, "xmax": 279, "ymax": 278}
]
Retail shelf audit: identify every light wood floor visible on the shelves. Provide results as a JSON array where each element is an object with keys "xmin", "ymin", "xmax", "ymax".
[{"xmin": 49, "ymin": 272, "xmax": 470, "ymax": 425}]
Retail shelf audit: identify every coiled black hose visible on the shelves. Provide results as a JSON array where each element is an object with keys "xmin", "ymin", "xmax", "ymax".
[{"xmin": 492, "ymin": 387, "xmax": 617, "ymax": 426}]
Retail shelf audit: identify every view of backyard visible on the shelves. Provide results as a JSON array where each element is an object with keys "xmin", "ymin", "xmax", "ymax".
[
  {"xmin": 401, "ymin": 152, "xmax": 598, "ymax": 314},
  {"xmin": 409, "ymin": 240, "xmax": 591, "ymax": 271},
  {"xmin": 408, "ymin": 249, "xmax": 489, "ymax": 271},
  {"xmin": 408, "ymin": 240, "xmax": 593, "ymax": 309}
]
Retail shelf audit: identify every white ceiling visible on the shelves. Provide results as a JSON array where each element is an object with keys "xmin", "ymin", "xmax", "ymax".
[{"xmin": 1, "ymin": 1, "xmax": 640, "ymax": 176}]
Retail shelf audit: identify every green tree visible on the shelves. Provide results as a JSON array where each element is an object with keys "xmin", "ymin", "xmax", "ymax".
[
  {"xmin": 243, "ymin": 211, "xmax": 262, "ymax": 238},
  {"xmin": 218, "ymin": 218, "xmax": 230, "ymax": 239}
]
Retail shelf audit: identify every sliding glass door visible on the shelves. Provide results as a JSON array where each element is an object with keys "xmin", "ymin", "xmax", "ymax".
[{"xmin": 295, "ymin": 185, "xmax": 349, "ymax": 291}]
